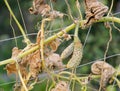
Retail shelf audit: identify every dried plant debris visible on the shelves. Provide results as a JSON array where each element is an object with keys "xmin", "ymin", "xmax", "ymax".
[
  {"xmin": 51, "ymin": 81, "xmax": 70, "ymax": 91},
  {"xmin": 5, "ymin": 47, "xmax": 21, "ymax": 75},
  {"xmin": 62, "ymin": 33, "xmax": 72, "ymax": 41},
  {"xmin": 29, "ymin": 0, "xmax": 64, "ymax": 18},
  {"xmin": 5, "ymin": 63, "xmax": 17, "ymax": 75},
  {"xmin": 91, "ymin": 61, "xmax": 116, "ymax": 87},
  {"xmin": 20, "ymin": 44, "xmax": 42, "ymax": 78},
  {"xmin": 45, "ymin": 53, "xmax": 64, "ymax": 69},
  {"xmin": 48, "ymin": 38, "xmax": 62, "ymax": 53},
  {"xmin": 29, "ymin": 0, "xmax": 51, "ymax": 16},
  {"xmin": 84, "ymin": 0, "xmax": 108, "ymax": 25},
  {"xmin": 28, "ymin": 50, "xmax": 42, "ymax": 78},
  {"xmin": 6, "ymin": 44, "xmax": 42, "ymax": 78}
]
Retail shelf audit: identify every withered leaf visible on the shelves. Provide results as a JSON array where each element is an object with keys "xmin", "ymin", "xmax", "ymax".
[
  {"xmin": 45, "ymin": 53, "xmax": 64, "ymax": 69},
  {"xmin": 5, "ymin": 47, "xmax": 21, "ymax": 75},
  {"xmin": 29, "ymin": 0, "xmax": 65, "ymax": 18},
  {"xmin": 5, "ymin": 63, "xmax": 17, "ymax": 75},
  {"xmin": 11, "ymin": 47, "xmax": 21, "ymax": 58},
  {"xmin": 62, "ymin": 33, "xmax": 71, "ymax": 41},
  {"xmin": 29, "ymin": 50, "xmax": 42, "ymax": 78},
  {"xmin": 29, "ymin": 0, "xmax": 51, "ymax": 16},
  {"xmin": 47, "ymin": 38, "xmax": 61, "ymax": 52},
  {"xmin": 47, "ymin": 10, "xmax": 64, "ymax": 18},
  {"xmin": 91, "ymin": 61, "xmax": 115, "ymax": 87},
  {"xmin": 84, "ymin": 0, "xmax": 108, "ymax": 25}
]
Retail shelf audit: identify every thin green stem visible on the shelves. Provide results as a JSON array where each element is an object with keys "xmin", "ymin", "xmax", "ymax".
[
  {"xmin": 4, "ymin": 0, "xmax": 31, "ymax": 45},
  {"xmin": 107, "ymin": 0, "xmax": 114, "ymax": 16},
  {"xmin": 98, "ymin": 17, "xmax": 120, "ymax": 24},
  {"xmin": 15, "ymin": 60, "xmax": 28, "ymax": 91},
  {"xmin": 0, "ymin": 59, "xmax": 14, "ymax": 66},
  {"xmin": 74, "ymin": 23, "xmax": 79, "ymax": 37},
  {"xmin": 76, "ymin": 0, "xmax": 83, "ymax": 20}
]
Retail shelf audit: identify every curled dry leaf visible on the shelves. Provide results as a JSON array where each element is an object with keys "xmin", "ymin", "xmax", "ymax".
[
  {"xmin": 29, "ymin": 0, "xmax": 51, "ymax": 16},
  {"xmin": 51, "ymin": 81, "xmax": 70, "ymax": 91},
  {"xmin": 5, "ymin": 63, "xmax": 17, "ymax": 75},
  {"xmin": 47, "ymin": 10, "xmax": 64, "ymax": 18},
  {"xmin": 5, "ymin": 47, "xmax": 21, "ymax": 75},
  {"xmin": 29, "ymin": 50, "xmax": 42, "ymax": 78},
  {"xmin": 84, "ymin": 0, "xmax": 108, "ymax": 25},
  {"xmin": 47, "ymin": 38, "xmax": 62, "ymax": 53},
  {"xmin": 29, "ymin": 0, "xmax": 65, "ymax": 18},
  {"xmin": 20, "ymin": 44, "xmax": 42, "ymax": 78},
  {"xmin": 19, "ymin": 44, "xmax": 36, "ymax": 66},
  {"xmin": 11, "ymin": 47, "xmax": 22, "ymax": 58},
  {"xmin": 62, "ymin": 33, "xmax": 72, "ymax": 41},
  {"xmin": 91, "ymin": 61, "xmax": 116, "ymax": 87},
  {"xmin": 45, "ymin": 53, "xmax": 64, "ymax": 69},
  {"xmin": 6, "ymin": 43, "xmax": 42, "ymax": 79}
]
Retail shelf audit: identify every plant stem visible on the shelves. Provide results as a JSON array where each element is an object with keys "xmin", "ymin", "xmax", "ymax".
[
  {"xmin": 98, "ymin": 17, "xmax": 120, "ymax": 24},
  {"xmin": 0, "ymin": 16, "xmax": 120, "ymax": 66},
  {"xmin": 0, "ymin": 59, "xmax": 14, "ymax": 66},
  {"xmin": 40, "ymin": 18, "xmax": 51, "ymax": 68},
  {"xmin": 4, "ymin": 0, "xmax": 31, "ymax": 45}
]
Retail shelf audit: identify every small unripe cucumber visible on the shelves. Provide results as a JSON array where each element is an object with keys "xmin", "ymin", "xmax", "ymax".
[
  {"xmin": 67, "ymin": 23, "xmax": 83, "ymax": 68},
  {"xmin": 67, "ymin": 37, "xmax": 83, "ymax": 68},
  {"xmin": 61, "ymin": 43, "xmax": 74, "ymax": 59}
]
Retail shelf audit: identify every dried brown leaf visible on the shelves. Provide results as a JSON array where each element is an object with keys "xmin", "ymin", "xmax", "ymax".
[
  {"xmin": 91, "ymin": 61, "xmax": 115, "ymax": 87},
  {"xmin": 85, "ymin": 0, "xmax": 108, "ymax": 25},
  {"xmin": 62, "ymin": 33, "xmax": 71, "ymax": 41},
  {"xmin": 11, "ymin": 47, "xmax": 21, "ymax": 58},
  {"xmin": 5, "ymin": 47, "xmax": 21, "ymax": 75},
  {"xmin": 29, "ymin": 0, "xmax": 51, "ymax": 16},
  {"xmin": 5, "ymin": 63, "xmax": 17, "ymax": 75},
  {"xmin": 47, "ymin": 10, "xmax": 64, "ymax": 18},
  {"xmin": 45, "ymin": 53, "xmax": 64, "ymax": 69},
  {"xmin": 29, "ymin": 0, "xmax": 65, "ymax": 18},
  {"xmin": 47, "ymin": 38, "xmax": 61, "ymax": 52},
  {"xmin": 29, "ymin": 50, "xmax": 42, "ymax": 78}
]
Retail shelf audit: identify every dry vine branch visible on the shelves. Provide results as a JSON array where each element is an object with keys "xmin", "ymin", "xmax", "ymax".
[{"xmin": 0, "ymin": 17, "xmax": 120, "ymax": 66}]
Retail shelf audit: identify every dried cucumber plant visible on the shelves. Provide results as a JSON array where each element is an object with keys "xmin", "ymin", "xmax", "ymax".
[{"xmin": 0, "ymin": 0, "xmax": 120, "ymax": 91}]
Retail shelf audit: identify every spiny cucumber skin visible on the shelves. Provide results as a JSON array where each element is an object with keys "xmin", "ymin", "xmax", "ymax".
[
  {"xmin": 61, "ymin": 43, "xmax": 74, "ymax": 59},
  {"xmin": 67, "ymin": 37, "xmax": 83, "ymax": 68}
]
